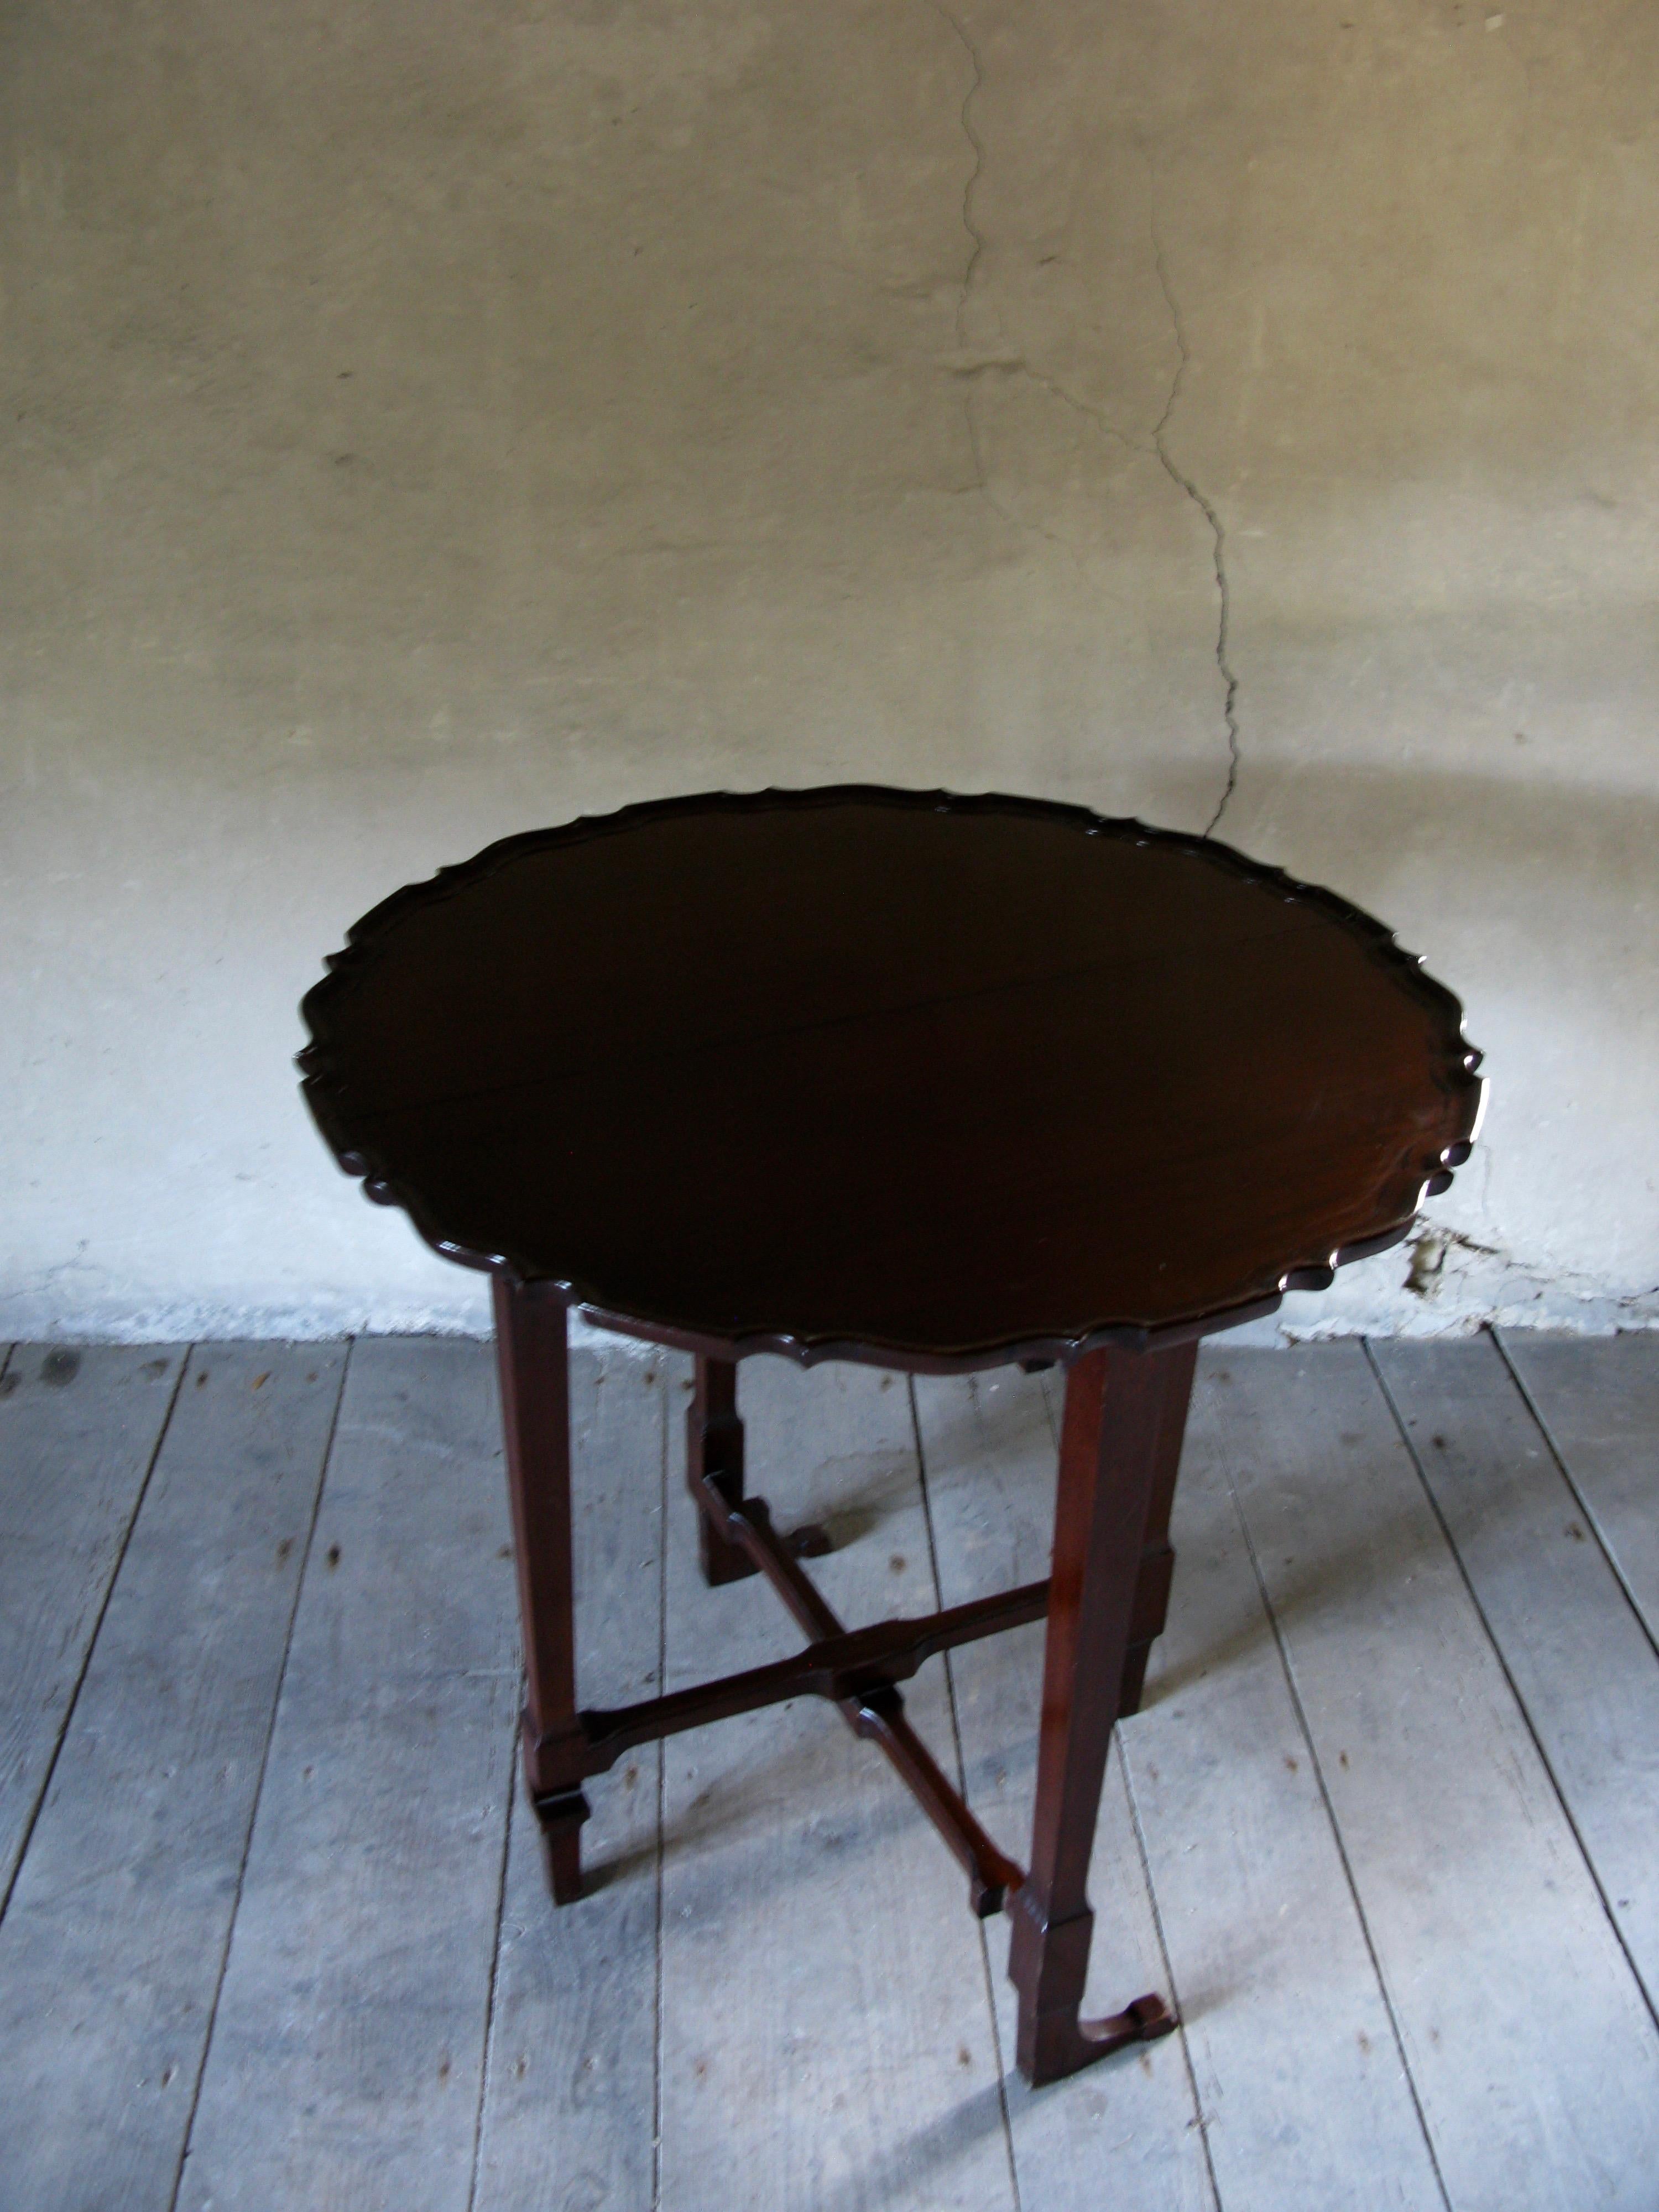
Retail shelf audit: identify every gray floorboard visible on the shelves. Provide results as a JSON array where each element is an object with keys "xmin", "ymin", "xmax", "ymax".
[
  {"xmin": 176, "ymin": 1338, "xmax": 519, "ymax": 2212},
  {"xmin": 1111, "ymin": 1358, "xmax": 1445, "ymax": 2211},
  {"xmin": 472, "ymin": 1350, "xmax": 667, "ymax": 2212},
  {"xmin": 1496, "ymin": 1331, "xmax": 1659, "ymax": 1648},
  {"xmin": 0, "ymin": 1343, "xmax": 346, "ymax": 2212},
  {"xmin": 6, "ymin": 1331, "xmax": 1658, "ymax": 2210},
  {"xmin": 655, "ymin": 1357, "xmax": 1017, "ymax": 2212},
  {"xmin": 0, "ymin": 1342, "xmax": 185, "ymax": 1906},
  {"xmin": 1373, "ymin": 1334, "xmax": 1659, "ymax": 2020},
  {"xmin": 1216, "ymin": 1343, "xmax": 1659, "ymax": 2210}
]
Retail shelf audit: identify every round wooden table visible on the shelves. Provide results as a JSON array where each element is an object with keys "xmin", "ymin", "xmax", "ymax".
[{"xmin": 299, "ymin": 786, "xmax": 1482, "ymax": 2085}]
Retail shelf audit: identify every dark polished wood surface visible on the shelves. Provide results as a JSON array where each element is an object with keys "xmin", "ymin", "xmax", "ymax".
[{"xmin": 299, "ymin": 786, "xmax": 1481, "ymax": 1368}]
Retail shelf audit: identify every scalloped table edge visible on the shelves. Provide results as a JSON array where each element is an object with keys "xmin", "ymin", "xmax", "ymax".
[{"xmin": 297, "ymin": 786, "xmax": 1485, "ymax": 1373}]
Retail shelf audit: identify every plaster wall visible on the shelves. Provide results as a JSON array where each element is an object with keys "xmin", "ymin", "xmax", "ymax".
[{"xmin": 3, "ymin": 0, "xmax": 1655, "ymax": 1342}]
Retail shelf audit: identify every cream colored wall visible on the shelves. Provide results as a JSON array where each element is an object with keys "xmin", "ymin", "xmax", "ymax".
[{"xmin": 3, "ymin": 1, "xmax": 1655, "ymax": 1341}]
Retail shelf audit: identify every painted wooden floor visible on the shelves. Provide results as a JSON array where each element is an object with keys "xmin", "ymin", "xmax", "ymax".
[{"xmin": 1, "ymin": 1333, "xmax": 1657, "ymax": 2211}]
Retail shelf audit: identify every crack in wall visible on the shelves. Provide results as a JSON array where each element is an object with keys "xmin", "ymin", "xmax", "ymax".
[
  {"xmin": 926, "ymin": 12, "xmax": 1241, "ymax": 837},
  {"xmin": 946, "ymin": 356, "xmax": 1139, "ymax": 580},
  {"xmin": 927, "ymin": 0, "xmax": 1086, "ymax": 565},
  {"xmin": 927, "ymin": 1, "xmax": 999, "ymax": 510},
  {"xmin": 929, "ymin": 5, "xmax": 1143, "ymax": 574},
  {"xmin": 0, "ymin": 1239, "xmax": 95, "ymax": 1314},
  {"xmin": 1149, "ymin": 216, "xmax": 1240, "ymax": 837},
  {"xmin": 929, "ymin": 4, "xmax": 1124, "ymax": 571},
  {"xmin": 931, "ymin": 0, "xmax": 987, "ymax": 341},
  {"xmin": 947, "ymin": 352, "xmax": 1136, "ymax": 453}
]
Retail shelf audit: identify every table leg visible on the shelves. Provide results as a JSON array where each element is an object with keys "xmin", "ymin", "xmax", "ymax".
[
  {"xmin": 492, "ymin": 1277, "xmax": 588, "ymax": 1903},
  {"xmin": 687, "ymin": 1353, "xmax": 833, "ymax": 1583},
  {"xmin": 1119, "ymin": 1339, "xmax": 1197, "ymax": 1716},
  {"xmin": 687, "ymin": 1355, "xmax": 758, "ymax": 1585},
  {"xmin": 1006, "ymin": 1340, "xmax": 1195, "ymax": 2084}
]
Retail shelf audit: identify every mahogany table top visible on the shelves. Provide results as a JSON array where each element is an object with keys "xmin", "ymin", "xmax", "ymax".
[{"xmin": 298, "ymin": 787, "xmax": 1482, "ymax": 1370}]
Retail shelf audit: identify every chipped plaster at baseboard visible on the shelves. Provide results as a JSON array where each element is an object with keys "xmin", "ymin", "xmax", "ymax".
[
  {"xmin": 1404, "ymin": 1227, "xmax": 1502, "ymax": 1297},
  {"xmin": 13, "ymin": 1259, "xmax": 1656, "ymax": 1349},
  {"xmin": 1222, "ymin": 1239, "xmax": 1659, "ymax": 1347}
]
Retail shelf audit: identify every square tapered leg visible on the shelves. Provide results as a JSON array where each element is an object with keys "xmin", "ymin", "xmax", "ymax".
[
  {"xmin": 493, "ymin": 1277, "xmax": 589, "ymax": 1903},
  {"xmin": 1008, "ymin": 1339, "xmax": 1196, "ymax": 2084}
]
